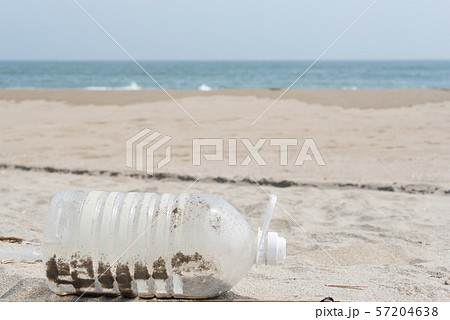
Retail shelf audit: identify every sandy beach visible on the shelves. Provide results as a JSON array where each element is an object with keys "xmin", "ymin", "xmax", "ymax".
[{"xmin": 0, "ymin": 89, "xmax": 449, "ymax": 301}]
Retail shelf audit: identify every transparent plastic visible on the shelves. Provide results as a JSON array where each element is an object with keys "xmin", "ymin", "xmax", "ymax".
[{"xmin": 43, "ymin": 190, "xmax": 286, "ymax": 298}]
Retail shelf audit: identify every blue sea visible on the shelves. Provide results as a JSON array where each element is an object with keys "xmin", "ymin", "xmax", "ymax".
[{"xmin": 0, "ymin": 60, "xmax": 449, "ymax": 90}]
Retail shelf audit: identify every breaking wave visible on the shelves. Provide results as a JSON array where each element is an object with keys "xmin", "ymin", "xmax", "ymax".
[{"xmin": 85, "ymin": 81, "xmax": 141, "ymax": 91}]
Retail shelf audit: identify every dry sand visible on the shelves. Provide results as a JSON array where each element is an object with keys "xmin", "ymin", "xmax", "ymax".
[{"xmin": 0, "ymin": 89, "xmax": 449, "ymax": 301}]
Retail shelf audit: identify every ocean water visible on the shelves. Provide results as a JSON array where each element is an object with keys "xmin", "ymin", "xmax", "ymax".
[{"xmin": 0, "ymin": 60, "xmax": 449, "ymax": 90}]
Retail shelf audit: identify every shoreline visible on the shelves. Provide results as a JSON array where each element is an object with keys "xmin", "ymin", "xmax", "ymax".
[{"xmin": 1, "ymin": 88, "xmax": 450, "ymax": 109}]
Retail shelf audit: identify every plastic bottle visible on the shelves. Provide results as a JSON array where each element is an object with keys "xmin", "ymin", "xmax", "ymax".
[{"xmin": 43, "ymin": 190, "xmax": 286, "ymax": 298}]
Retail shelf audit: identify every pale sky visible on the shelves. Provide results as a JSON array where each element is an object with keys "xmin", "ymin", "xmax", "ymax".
[{"xmin": 1, "ymin": 0, "xmax": 449, "ymax": 60}]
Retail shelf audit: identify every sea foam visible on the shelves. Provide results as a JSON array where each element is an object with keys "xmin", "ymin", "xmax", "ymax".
[
  {"xmin": 85, "ymin": 81, "xmax": 141, "ymax": 91},
  {"xmin": 198, "ymin": 84, "xmax": 212, "ymax": 91}
]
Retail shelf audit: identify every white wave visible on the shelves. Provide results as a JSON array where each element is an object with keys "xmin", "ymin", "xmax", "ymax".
[
  {"xmin": 85, "ymin": 81, "xmax": 141, "ymax": 91},
  {"xmin": 198, "ymin": 84, "xmax": 212, "ymax": 91},
  {"xmin": 123, "ymin": 81, "xmax": 141, "ymax": 91},
  {"xmin": 85, "ymin": 86, "xmax": 109, "ymax": 91}
]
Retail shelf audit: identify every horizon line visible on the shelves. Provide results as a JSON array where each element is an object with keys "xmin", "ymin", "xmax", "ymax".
[{"xmin": 1, "ymin": 59, "xmax": 450, "ymax": 62}]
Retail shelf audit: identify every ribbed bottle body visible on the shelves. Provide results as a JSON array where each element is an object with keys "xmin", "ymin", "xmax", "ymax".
[{"xmin": 43, "ymin": 190, "xmax": 257, "ymax": 298}]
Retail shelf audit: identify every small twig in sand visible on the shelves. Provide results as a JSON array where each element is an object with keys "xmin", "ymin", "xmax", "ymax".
[
  {"xmin": 0, "ymin": 236, "xmax": 25, "ymax": 243},
  {"xmin": 326, "ymin": 284, "xmax": 367, "ymax": 290},
  {"xmin": 0, "ymin": 236, "xmax": 40, "ymax": 246},
  {"xmin": 1, "ymin": 259, "xmax": 42, "ymax": 264}
]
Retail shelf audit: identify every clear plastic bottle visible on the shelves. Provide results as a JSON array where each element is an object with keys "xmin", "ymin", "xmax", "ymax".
[{"xmin": 43, "ymin": 190, "xmax": 286, "ymax": 298}]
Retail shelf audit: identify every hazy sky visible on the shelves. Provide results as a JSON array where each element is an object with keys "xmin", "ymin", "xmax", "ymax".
[{"xmin": 1, "ymin": 0, "xmax": 449, "ymax": 60}]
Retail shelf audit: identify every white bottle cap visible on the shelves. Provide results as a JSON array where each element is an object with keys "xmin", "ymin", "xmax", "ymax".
[
  {"xmin": 266, "ymin": 232, "xmax": 286, "ymax": 266},
  {"xmin": 256, "ymin": 195, "xmax": 287, "ymax": 266}
]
